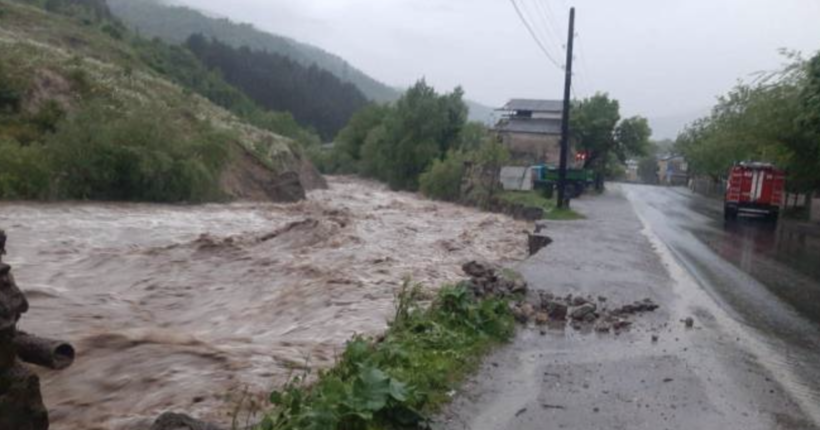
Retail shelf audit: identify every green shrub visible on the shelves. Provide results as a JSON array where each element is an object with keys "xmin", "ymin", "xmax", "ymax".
[
  {"xmin": 0, "ymin": 140, "xmax": 51, "ymax": 199},
  {"xmin": 46, "ymin": 101, "xmax": 231, "ymax": 202},
  {"xmin": 259, "ymin": 282, "xmax": 514, "ymax": 430},
  {"xmin": 0, "ymin": 63, "xmax": 24, "ymax": 114},
  {"xmin": 419, "ymin": 150, "xmax": 466, "ymax": 202},
  {"xmin": 28, "ymin": 100, "xmax": 66, "ymax": 133},
  {"xmin": 100, "ymin": 23, "xmax": 123, "ymax": 40}
]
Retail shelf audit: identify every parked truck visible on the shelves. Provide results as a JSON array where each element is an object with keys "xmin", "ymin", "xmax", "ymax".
[
  {"xmin": 724, "ymin": 162, "xmax": 785, "ymax": 222},
  {"xmin": 532, "ymin": 164, "xmax": 595, "ymax": 199}
]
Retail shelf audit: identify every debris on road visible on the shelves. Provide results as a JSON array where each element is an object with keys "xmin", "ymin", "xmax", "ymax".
[
  {"xmin": 462, "ymin": 261, "xmax": 528, "ymax": 299},
  {"xmin": 458, "ymin": 262, "xmax": 659, "ymax": 334},
  {"xmin": 528, "ymin": 232, "xmax": 553, "ymax": 256},
  {"xmin": 517, "ymin": 289, "xmax": 658, "ymax": 333}
]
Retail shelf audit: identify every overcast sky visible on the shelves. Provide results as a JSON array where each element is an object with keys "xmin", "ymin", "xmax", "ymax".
[{"xmin": 177, "ymin": 0, "xmax": 818, "ymax": 137}]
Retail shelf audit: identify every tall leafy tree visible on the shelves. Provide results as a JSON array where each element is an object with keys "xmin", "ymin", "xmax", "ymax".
[
  {"xmin": 676, "ymin": 52, "xmax": 820, "ymax": 193},
  {"xmin": 334, "ymin": 104, "xmax": 390, "ymax": 163},
  {"xmin": 571, "ymin": 93, "xmax": 651, "ymax": 188},
  {"xmin": 360, "ymin": 80, "xmax": 467, "ymax": 191}
]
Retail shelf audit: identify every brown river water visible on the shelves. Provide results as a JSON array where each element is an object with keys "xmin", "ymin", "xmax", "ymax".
[{"xmin": 0, "ymin": 176, "xmax": 527, "ymax": 430}]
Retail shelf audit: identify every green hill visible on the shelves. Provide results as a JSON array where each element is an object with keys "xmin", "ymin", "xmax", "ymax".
[
  {"xmin": 105, "ymin": 0, "xmax": 495, "ymax": 124},
  {"xmin": 0, "ymin": 0, "xmax": 325, "ymax": 202},
  {"xmin": 107, "ymin": 0, "xmax": 400, "ymax": 103}
]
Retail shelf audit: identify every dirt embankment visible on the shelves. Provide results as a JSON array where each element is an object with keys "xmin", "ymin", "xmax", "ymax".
[{"xmin": 1, "ymin": 176, "xmax": 528, "ymax": 429}]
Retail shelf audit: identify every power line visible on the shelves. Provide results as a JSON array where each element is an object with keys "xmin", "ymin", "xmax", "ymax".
[
  {"xmin": 509, "ymin": 0, "xmax": 563, "ymax": 70},
  {"xmin": 537, "ymin": 0, "xmax": 565, "ymax": 44},
  {"xmin": 527, "ymin": 0, "xmax": 563, "ymax": 55},
  {"xmin": 574, "ymin": 34, "xmax": 593, "ymax": 95}
]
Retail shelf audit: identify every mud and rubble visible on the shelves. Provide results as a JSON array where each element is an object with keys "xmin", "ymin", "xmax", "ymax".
[
  {"xmin": 0, "ymin": 176, "xmax": 529, "ymax": 429},
  {"xmin": 460, "ymin": 260, "xmax": 660, "ymax": 334}
]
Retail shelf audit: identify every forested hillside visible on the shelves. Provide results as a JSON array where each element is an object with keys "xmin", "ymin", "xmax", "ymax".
[
  {"xmin": 106, "ymin": 0, "xmax": 399, "ymax": 103},
  {"xmin": 0, "ymin": 0, "xmax": 324, "ymax": 202},
  {"xmin": 187, "ymin": 35, "xmax": 368, "ymax": 140},
  {"xmin": 105, "ymin": 0, "xmax": 496, "ymax": 124}
]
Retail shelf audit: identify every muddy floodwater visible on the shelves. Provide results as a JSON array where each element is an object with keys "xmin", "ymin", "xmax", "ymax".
[{"xmin": 0, "ymin": 177, "xmax": 527, "ymax": 430}]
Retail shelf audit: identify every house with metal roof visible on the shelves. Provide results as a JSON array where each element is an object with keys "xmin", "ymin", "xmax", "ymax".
[{"xmin": 493, "ymin": 98, "xmax": 566, "ymax": 165}]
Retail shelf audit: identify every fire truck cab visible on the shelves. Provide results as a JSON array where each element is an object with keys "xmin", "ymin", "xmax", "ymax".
[{"xmin": 724, "ymin": 162, "xmax": 785, "ymax": 222}]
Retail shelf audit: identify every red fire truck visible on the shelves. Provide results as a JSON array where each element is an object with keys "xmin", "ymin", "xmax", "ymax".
[{"xmin": 724, "ymin": 162, "xmax": 785, "ymax": 222}]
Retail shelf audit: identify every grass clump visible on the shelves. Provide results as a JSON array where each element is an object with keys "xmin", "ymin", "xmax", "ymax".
[
  {"xmin": 499, "ymin": 190, "xmax": 584, "ymax": 220},
  {"xmin": 258, "ymin": 282, "xmax": 515, "ymax": 430}
]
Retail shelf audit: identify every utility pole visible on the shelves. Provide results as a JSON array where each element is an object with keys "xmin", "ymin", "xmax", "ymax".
[{"xmin": 557, "ymin": 7, "xmax": 575, "ymax": 209}]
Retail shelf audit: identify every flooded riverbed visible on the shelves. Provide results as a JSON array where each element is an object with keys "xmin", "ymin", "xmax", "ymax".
[{"xmin": 0, "ymin": 176, "xmax": 527, "ymax": 429}]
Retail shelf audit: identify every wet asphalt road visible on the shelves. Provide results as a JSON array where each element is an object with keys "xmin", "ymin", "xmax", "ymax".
[
  {"xmin": 438, "ymin": 184, "xmax": 820, "ymax": 430},
  {"xmin": 622, "ymin": 184, "xmax": 820, "ymax": 413}
]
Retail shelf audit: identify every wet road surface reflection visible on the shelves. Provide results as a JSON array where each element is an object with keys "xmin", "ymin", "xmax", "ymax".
[{"xmin": 623, "ymin": 184, "xmax": 820, "ymax": 406}]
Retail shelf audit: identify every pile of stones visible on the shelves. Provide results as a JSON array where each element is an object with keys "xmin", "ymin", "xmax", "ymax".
[
  {"xmin": 512, "ymin": 291, "xmax": 660, "ymax": 333},
  {"xmin": 461, "ymin": 261, "xmax": 529, "ymax": 299}
]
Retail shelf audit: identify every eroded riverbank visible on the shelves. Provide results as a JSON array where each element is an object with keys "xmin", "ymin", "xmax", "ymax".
[{"xmin": 0, "ymin": 176, "xmax": 528, "ymax": 430}]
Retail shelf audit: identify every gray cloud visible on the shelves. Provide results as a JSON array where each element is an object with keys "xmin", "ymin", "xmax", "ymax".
[{"xmin": 176, "ymin": 0, "xmax": 819, "ymax": 137}]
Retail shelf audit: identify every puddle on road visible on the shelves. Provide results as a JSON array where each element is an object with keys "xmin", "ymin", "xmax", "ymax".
[{"xmin": 0, "ymin": 176, "xmax": 528, "ymax": 430}]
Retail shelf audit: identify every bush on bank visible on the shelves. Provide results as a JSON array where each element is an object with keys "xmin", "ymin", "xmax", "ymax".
[
  {"xmin": 258, "ymin": 282, "xmax": 516, "ymax": 430},
  {"xmin": 0, "ymin": 100, "xmax": 233, "ymax": 202}
]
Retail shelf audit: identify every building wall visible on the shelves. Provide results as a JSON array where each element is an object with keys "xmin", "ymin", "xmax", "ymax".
[
  {"xmin": 500, "ymin": 132, "xmax": 562, "ymax": 166},
  {"xmin": 657, "ymin": 158, "xmax": 688, "ymax": 186}
]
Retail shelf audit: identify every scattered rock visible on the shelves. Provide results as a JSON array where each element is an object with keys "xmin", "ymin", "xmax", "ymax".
[
  {"xmin": 570, "ymin": 303, "xmax": 597, "ymax": 321},
  {"xmin": 651, "ymin": 334, "xmax": 659, "ymax": 343},
  {"xmin": 511, "ymin": 279, "xmax": 528, "ymax": 295},
  {"xmin": 594, "ymin": 321, "xmax": 612, "ymax": 333},
  {"xmin": 612, "ymin": 298, "xmax": 659, "ymax": 316},
  {"xmin": 150, "ymin": 412, "xmax": 224, "ymax": 430},
  {"xmin": 684, "ymin": 317, "xmax": 695, "ymax": 329},
  {"xmin": 520, "ymin": 303, "xmax": 535, "ymax": 320},
  {"xmin": 462, "ymin": 261, "xmax": 493, "ymax": 279},
  {"xmin": 543, "ymin": 300, "xmax": 568, "ymax": 321},
  {"xmin": 527, "ymin": 232, "xmax": 553, "ymax": 256},
  {"xmin": 535, "ymin": 312, "xmax": 550, "ymax": 325},
  {"xmin": 612, "ymin": 319, "xmax": 632, "ymax": 331},
  {"xmin": 461, "ymin": 261, "xmax": 528, "ymax": 299}
]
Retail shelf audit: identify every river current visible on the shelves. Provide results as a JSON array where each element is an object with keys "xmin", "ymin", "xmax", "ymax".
[{"xmin": 0, "ymin": 176, "xmax": 527, "ymax": 429}]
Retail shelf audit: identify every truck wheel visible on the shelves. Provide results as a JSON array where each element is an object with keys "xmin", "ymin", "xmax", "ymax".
[
  {"xmin": 767, "ymin": 212, "xmax": 779, "ymax": 224},
  {"xmin": 566, "ymin": 182, "xmax": 582, "ymax": 199},
  {"xmin": 724, "ymin": 206, "xmax": 738, "ymax": 221}
]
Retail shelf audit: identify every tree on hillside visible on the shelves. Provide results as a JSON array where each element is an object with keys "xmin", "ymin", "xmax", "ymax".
[
  {"xmin": 571, "ymin": 93, "xmax": 651, "ymax": 189},
  {"xmin": 186, "ymin": 34, "xmax": 368, "ymax": 140}
]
